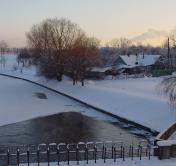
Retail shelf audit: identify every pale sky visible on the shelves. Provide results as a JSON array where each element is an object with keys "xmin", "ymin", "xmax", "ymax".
[{"xmin": 0, "ymin": 0, "xmax": 176, "ymax": 47}]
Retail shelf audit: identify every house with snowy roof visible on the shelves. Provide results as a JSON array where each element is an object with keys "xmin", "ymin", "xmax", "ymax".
[{"xmin": 113, "ymin": 54, "xmax": 161, "ymax": 74}]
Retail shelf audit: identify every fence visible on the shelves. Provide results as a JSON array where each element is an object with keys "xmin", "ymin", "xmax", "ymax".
[
  {"xmin": 114, "ymin": 73, "xmax": 152, "ymax": 80},
  {"xmin": 0, "ymin": 140, "xmax": 157, "ymax": 165},
  {"xmin": 152, "ymin": 69, "xmax": 173, "ymax": 77}
]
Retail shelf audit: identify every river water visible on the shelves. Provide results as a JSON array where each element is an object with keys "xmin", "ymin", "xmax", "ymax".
[
  {"xmin": 0, "ymin": 76, "xmax": 155, "ymax": 165},
  {"xmin": 0, "ymin": 112, "xmax": 153, "ymax": 147}
]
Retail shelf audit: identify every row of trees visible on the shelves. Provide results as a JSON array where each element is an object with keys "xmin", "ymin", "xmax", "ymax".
[
  {"xmin": 104, "ymin": 36, "xmax": 176, "ymax": 69},
  {"xmin": 27, "ymin": 18, "xmax": 100, "ymax": 86},
  {"xmin": 22, "ymin": 17, "xmax": 176, "ymax": 86},
  {"xmin": 161, "ymin": 37, "xmax": 176, "ymax": 69},
  {"xmin": 0, "ymin": 40, "xmax": 8, "ymax": 68},
  {"xmin": 27, "ymin": 18, "xmax": 167, "ymax": 84},
  {"xmin": 106, "ymin": 37, "xmax": 164, "ymax": 55},
  {"xmin": 0, "ymin": 41, "xmax": 8, "ymax": 54}
]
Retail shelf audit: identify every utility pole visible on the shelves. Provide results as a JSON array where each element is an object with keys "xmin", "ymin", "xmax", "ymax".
[{"xmin": 168, "ymin": 37, "xmax": 171, "ymax": 69}]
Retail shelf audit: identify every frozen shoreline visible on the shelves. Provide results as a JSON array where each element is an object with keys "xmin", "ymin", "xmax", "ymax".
[{"xmin": 0, "ymin": 54, "xmax": 175, "ymax": 132}]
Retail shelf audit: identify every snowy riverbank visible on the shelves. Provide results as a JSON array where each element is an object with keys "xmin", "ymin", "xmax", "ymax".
[
  {"xmin": 0, "ymin": 54, "xmax": 175, "ymax": 132},
  {"xmin": 20, "ymin": 157, "xmax": 176, "ymax": 166}
]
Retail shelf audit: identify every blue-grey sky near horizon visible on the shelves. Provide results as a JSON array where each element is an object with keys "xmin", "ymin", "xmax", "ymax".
[{"xmin": 0, "ymin": 0, "xmax": 176, "ymax": 47}]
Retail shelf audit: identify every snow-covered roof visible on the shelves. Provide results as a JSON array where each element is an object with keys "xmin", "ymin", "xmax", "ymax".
[
  {"xmin": 91, "ymin": 67, "xmax": 112, "ymax": 72},
  {"xmin": 157, "ymin": 140, "xmax": 176, "ymax": 146},
  {"xmin": 119, "ymin": 54, "xmax": 161, "ymax": 68}
]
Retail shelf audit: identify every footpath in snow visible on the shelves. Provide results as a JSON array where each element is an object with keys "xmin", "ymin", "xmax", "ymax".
[{"xmin": 0, "ymin": 54, "xmax": 175, "ymax": 132}]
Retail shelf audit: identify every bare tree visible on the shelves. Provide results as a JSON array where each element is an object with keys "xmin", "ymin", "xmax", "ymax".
[
  {"xmin": 68, "ymin": 36, "xmax": 100, "ymax": 86},
  {"xmin": 108, "ymin": 38, "xmax": 131, "ymax": 48},
  {"xmin": 169, "ymin": 35, "xmax": 176, "ymax": 69},
  {"xmin": 106, "ymin": 38, "xmax": 132, "ymax": 55},
  {"xmin": 160, "ymin": 77, "xmax": 176, "ymax": 106},
  {"xmin": 159, "ymin": 36, "xmax": 176, "ymax": 107},
  {"xmin": 0, "ymin": 41, "xmax": 8, "ymax": 68},
  {"xmin": 27, "ymin": 18, "xmax": 100, "ymax": 84},
  {"xmin": 17, "ymin": 48, "xmax": 31, "ymax": 67},
  {"xmin": 27, "ymin": 18, "xmax": 83, "ymax": 81}
]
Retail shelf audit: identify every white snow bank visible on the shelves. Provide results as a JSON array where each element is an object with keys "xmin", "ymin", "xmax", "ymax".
[
  {"xmin": 20, "ymin": 157, "xmax": 176, "ymax": 166},
  {"xmin": 41, "ymin": 77, "xmax": 174, "ymax": 132},
  {"xmin": 0, "ymin": 76, "xmax": 117, "ymax": 126},
  {"xmin": 157, "ymin": 140, "xmax": 173, "ymax": 146}
]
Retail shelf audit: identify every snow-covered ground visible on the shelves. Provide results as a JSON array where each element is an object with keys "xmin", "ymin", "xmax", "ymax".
[
  {"xmin": 0, "ymin": 54, "xmax": 175, "ymax": 132},
  {"xmin": 0, "ymin": 75, "xmax": 120, "ymax": 126},
  {"xmin": 20, "ymin": 157, "xmax": 176, "ymax": 166},
  {"xmin": 49, "ymin": 77, "xmax": 174, "ymax": 132}
]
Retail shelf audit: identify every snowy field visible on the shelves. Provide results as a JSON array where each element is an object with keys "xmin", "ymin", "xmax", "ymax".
[
  {"xmin": 0, "ymin": 54, "xmax": 175, "ymax": 132},
  {"xmin": 0, "ymin": 75, "xmax": 119, "ymax": 126},
  {"xmin": 0, "ymin": 75, "xmax": 81, "ymax": 126},
  {"xmin": 20, "ymin": 157, "xmax": 176, "ymax": 166},
  {"xmin": 46, "ymin": 77, "xmax": 174, "ymax": 132}
]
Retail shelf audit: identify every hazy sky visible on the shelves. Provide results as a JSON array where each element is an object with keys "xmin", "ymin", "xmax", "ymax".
[{"xmin": 0, "ymin": 0, "xmax": 176, "ymax": 47}]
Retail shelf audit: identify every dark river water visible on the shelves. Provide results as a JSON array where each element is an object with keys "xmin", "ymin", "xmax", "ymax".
[
  {"xmin": 0, "ymin": 112, "xmax": 155, "ymax": 165},
  {"xmin": 0, "ymin": 76, "xmax": 156, "ymax": 165},
  {"xmin": 0, "ymin": 75, "xmax": 155, "ymax": 148},
  {"xmin": 0, "ymin": 112, "xmax": 153, "ymax": 147}
]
